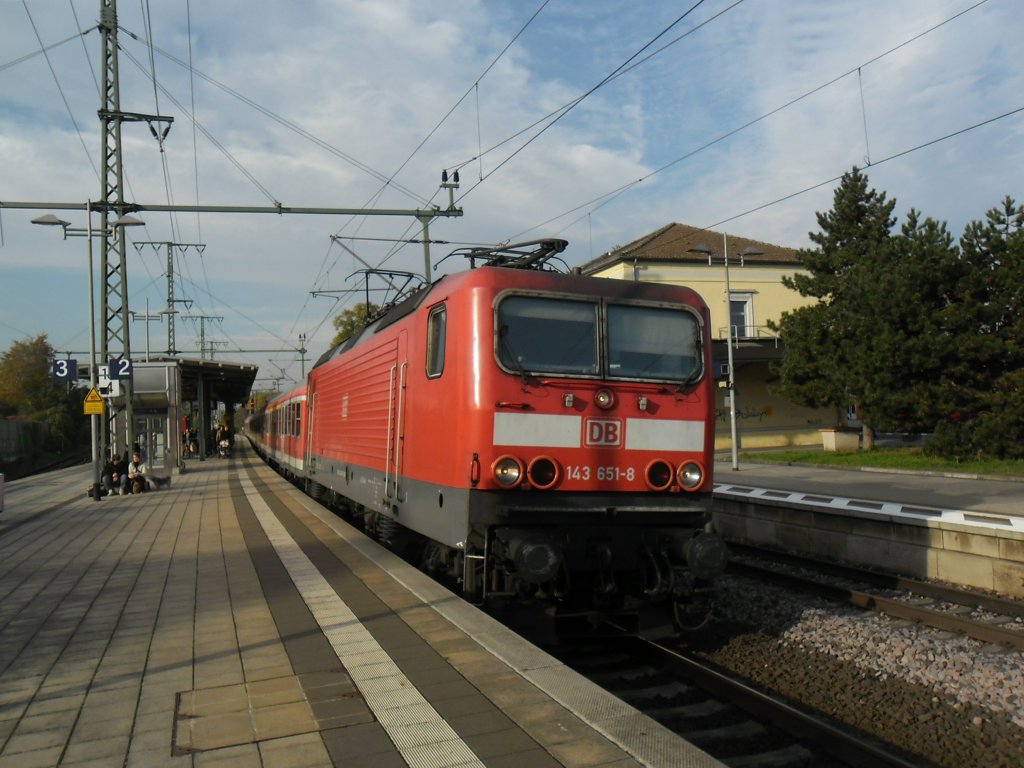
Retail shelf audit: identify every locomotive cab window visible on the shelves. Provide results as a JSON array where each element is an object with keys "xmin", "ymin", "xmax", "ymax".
[
  {"xmin": 497, "ymin": 296, "xmax": 598, "ymax": 376},
  {"xmin": 426, "ymin": 303, "xmax": 447, "ymax": 378},
  {"xmin": 607, "ymin": 304, "xmax": 701, "ymax": 380},
  {"xmin": 496, "ymin": 293, "xmax": 703, "ymax": 384}
]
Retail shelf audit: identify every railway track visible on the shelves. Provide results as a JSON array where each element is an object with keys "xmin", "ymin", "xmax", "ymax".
[
  {"xmin": 259, "ymin": 452, "xmax": 1019, "ymax": 766},
  {"xmin": 292, "ymin": 463, "xmax": 934, "ymax": 766},
  {"xmin": 726, "ymin": 543, "xmax": 1024, "ymax": 651},
  {"xmin": 546, "ymin": 634, "xmax": 929, "ymax": 768}
]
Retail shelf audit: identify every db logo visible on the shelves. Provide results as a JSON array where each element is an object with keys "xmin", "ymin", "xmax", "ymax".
[{"xmin": 584, "ymin": 418, "xmax": 623, "ymax": 447}]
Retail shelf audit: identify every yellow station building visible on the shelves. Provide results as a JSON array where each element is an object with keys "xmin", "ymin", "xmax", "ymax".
[{"xmin": 581, "ymin": 222, "xmax": 842, "ymax": 451}]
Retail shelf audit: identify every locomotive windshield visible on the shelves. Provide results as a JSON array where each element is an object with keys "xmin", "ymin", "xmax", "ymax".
[
  {"xmin": 607, "ymin": 303, "xmax": 700, "ymax": 379},
  {"xmin": 498, "ymin": 296, "xmax": 599, "ymax": 375},
  {"xmin": 496, "ymin": 294, "xmax": 702, "ymax": 382}
]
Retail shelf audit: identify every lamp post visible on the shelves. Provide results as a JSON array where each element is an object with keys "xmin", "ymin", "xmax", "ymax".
[
  {"xmin": 33, "ymin": 204, "xmax": 144, "ymax": 500},
  {"xmin": 688, "ymin": 236, "xmax": 763, "ymax": 470}
]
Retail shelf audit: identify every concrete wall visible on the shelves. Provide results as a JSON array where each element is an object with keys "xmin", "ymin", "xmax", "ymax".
[{"xmin": 713, "ymin": 496, "xmax": 1024, "ymax": 598}]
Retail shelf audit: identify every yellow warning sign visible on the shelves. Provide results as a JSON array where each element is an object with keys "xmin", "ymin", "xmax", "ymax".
[{"xmin": 84, "ymin": 388, "xmax": 105, "ymax": 415}]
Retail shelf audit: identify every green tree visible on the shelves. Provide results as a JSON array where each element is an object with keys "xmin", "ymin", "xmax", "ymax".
[
  {"xmin": 0, "ymin": 335, "xmax": 61, "ymax": 416},
  {"xmin": 329, "ymin": 302, "xmax": 379, "ymax": 348},
  {"xmin": 776, "ymin": 175, "xmax": 1024, "ymax": 460},
  {"xmin": 0, "ymin": 334, "xmax": 88, "ymax": 462},
  {"xmin": 772, "ymin": 168, "xmax": 897, "ymax": 448},
  {"xmin": 927, "ymin": 197, "xmax": 1024, "ymax": 459},
  {"xmin": 853, "ymin": 210, "xmax": 962, "ymax": 434}
]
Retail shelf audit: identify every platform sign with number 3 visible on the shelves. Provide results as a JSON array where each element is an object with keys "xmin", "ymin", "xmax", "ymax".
[{"xmin": 52, "ymin": 358, "xmax": 78, "ymax": 382}]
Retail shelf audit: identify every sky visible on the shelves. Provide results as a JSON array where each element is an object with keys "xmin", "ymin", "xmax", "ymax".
[{"xmin": 1, "ymin": 0, "xmax": 1021, "ymax": 391}]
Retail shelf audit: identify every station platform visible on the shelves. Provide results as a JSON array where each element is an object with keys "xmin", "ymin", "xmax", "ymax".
[
  {"xmin": 714, "ymin": 457, "xmax": 1024, "ymax": 518},
  {"xmin": 0, "ymin": 446, "xmax": 722, "ymax": 768},
  {"xmin": 712, "ymin": 457, "xmax": 1024, "ymax": 598}
]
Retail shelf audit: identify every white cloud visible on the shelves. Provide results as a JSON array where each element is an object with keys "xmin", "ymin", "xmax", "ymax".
[{"xmin": 1, "ymin": 0, "xmax": 1021, "ymax": 380}]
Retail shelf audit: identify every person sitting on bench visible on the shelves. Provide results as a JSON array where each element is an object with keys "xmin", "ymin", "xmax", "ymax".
[
  {"xmin": 127, "ymin": 451, "xmax": 148, "ymax": 493},
  {"xmin": 102, "ymin": 453, "xmax": 128, "ymax": 495}
]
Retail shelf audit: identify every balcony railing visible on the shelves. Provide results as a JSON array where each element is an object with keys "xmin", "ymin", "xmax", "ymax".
[{"xmin": 717, "ymin": 325, "xmax": 780, "ymax": 346}]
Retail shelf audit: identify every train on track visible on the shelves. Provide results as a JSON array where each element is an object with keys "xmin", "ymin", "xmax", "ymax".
[{"xmin": 247, "ymin": 239, "xmax": 726, "ymax": 636}]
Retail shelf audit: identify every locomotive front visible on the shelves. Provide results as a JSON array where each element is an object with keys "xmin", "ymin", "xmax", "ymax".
[{"xmin": 456, "ymin": 246, "xmax": 725, "ymax": 635}]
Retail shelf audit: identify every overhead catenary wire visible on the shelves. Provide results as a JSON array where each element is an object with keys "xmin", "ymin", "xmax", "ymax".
[
  {"xmin": 118, "ymin": 46, "xmax": 280, "ymax": 206},
  {"xmin": 704, "ymin": 104, "xmax": 1024, "ymax": 234},
  {"xmin": 376, "ymin": 0, "xmax": 553, "ymax": 202},
  {"xmin": 581, "ymin": 101, "xmax": 1024, "ymax": 265},
  {"xmin": 446, "ymin": 0, "xmax": 745, "ymax": 181},
  {"xmin": 293, "ymin": 0, "xmax": 554, "ymax": 356},
  {"xmin": 507, "ymin": 0, "xmax": 994, "ymax": 243},
  {"xmin": 19, "ymin": 1, "xmax": 99, "ymax": 182},
  {"xmin": 71, "ymin": 1, "xmax": 737, "ymax": 381},
  {"xmin": 3, "ymin": 2, "xmax": 1009, "ymax": 385},
  {"xmin": 317, "ymin": 0, "xmax": 729, "ymax": 294},
  {"xmin": 308, "ymin": 1, "xmax": 552, "ymax": 279},
  {"xmin": 280, "ymin": 0, "xmax": 1001, "ymax": 379},
  {"xmin": 117, "ymin": 27, "xmax": 431, "ymax": 208},
  {"xmin": 453, "ymin": 0, "xmax": 712, "ymax": 202},
  {"xmin": 0, "ymin": 24, "xmax": 92, "ymax": 74},
  {"xmin": 323, "ymin": 0, "xmax": 725, "ymax": 295}
]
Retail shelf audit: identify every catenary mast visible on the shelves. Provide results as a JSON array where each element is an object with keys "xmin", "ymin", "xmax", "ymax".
[{"xmin": 97, "ymin": 0, "xmax": 171, "ymax": 457}]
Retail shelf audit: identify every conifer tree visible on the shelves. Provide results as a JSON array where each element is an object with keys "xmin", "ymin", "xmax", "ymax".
[
  {"xmin": 857, "ymin": 211, "xmax": 960, "ymax": 433},
  {"xmin": 777, "ymin": 174, "xmax": 1023, "ymax": 459},
  {"xmin": 929, "ymin": 197, "xmax": 1024, "ymax": 459},
  {"xmin": 772, "ymin": 168, "xmax": 896, "ymax": 447}
]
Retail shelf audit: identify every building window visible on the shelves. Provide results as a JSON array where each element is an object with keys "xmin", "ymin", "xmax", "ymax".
[{"xmin": 728, "ymin": 293, "xmax": 754, "ymax": 338}]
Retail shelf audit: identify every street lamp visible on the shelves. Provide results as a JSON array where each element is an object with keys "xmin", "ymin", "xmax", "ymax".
[
  {"xmin": 33, "ymin": 204, "xmax": 144, "ymax": 500},
  {"xmin": 688, "ymin": 235, "xmax": 763, "ymax": 471}
]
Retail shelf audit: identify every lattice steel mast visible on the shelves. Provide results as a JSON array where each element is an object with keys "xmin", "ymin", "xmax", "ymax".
[{"xmin": 97, "ymin": 0, "xmax": 171, "ymax": 455}]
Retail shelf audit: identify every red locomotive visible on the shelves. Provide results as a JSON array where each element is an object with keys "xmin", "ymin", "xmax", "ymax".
[{"xmin": 251, "ymin": 240, "xmax": 725, "ymax": 634}]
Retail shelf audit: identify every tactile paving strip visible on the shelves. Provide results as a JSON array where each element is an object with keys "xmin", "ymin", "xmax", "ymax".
[{"xmin": 240, "ymin": 475, "xmax": 487, "ymax": 768}]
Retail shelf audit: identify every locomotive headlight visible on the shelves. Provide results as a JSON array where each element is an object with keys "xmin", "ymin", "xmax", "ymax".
[
  {"xmin": 492, "ymin": 455, "xmax": 524, "ymax": 488},
  {"xmin": 677, "ymin": 461, "xmax": 704, "ymax": 491},
  {"xmin": 594, "ymin": 389, "xmax": 615, "ymax": 410}
]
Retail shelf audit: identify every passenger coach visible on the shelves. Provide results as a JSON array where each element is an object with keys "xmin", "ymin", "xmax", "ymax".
[{"xmin": 250, "ymin": 385, "xmax": 307, "ymax": 481}]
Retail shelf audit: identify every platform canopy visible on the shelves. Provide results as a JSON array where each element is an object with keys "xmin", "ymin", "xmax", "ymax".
[{"xmin": 175, "ymin": 357, "xmax": 258, "ymax": 406}]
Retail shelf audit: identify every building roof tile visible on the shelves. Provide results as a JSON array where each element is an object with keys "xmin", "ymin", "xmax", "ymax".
[{"xmin": 580, "ymin": 222, "xmax": 799, "ymax": 274}]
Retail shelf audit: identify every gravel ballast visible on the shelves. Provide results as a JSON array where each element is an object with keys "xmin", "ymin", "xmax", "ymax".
[{"xmin": 698, "ymin": 574, "xmax": 1024, "ymax": 767}]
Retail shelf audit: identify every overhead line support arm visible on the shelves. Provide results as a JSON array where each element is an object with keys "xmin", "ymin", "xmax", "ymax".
[{"xmin": 1, "ymin": 201, "xmax": 463, "ymax": 218}]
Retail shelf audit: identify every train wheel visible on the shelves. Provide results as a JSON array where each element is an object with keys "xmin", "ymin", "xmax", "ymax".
[
  {"xmin": 419, "ymin": 540, "xmax": 449, "ymax": 576},
  {"xmin": 672, "ymin": 598, "xmax": 712, "ymax": 632}
]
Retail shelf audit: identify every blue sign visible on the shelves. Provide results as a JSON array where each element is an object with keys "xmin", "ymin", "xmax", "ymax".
[
  {"xmin": 52, "ymin": 358, "xmax": 78, "ymax": 381},
  {"xmin": 108, "ymin": 357, "xmax": 134, "ymax": 380}
]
